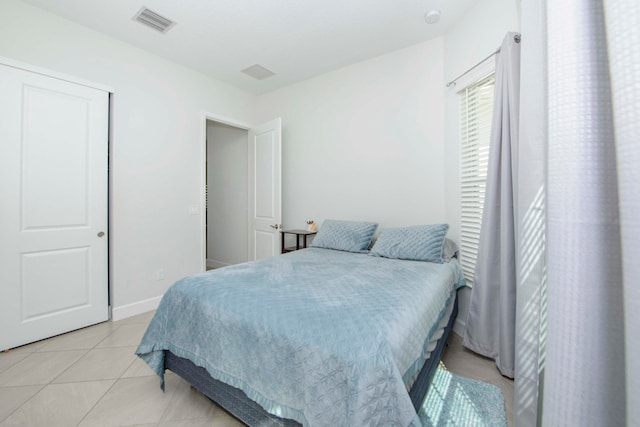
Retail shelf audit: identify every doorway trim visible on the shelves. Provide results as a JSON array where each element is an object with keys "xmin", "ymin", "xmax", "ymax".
[
  {"xmin": 200, "ymin": 111, "xmax": 253, "ymax": 272},
  {"xmin": 0, "ymin": 56, "xmax": 113, "ymax": 92}
]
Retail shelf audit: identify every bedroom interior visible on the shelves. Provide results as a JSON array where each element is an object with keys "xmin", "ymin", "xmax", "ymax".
[{"xmin": 0, "ymin": 0, "xmax": 638, "ymax": 426}]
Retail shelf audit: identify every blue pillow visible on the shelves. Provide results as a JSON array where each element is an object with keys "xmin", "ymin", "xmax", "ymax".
[
  {"xmin": 370, "ymin": 224, "xmax": 449, "ymax": 262},
  {"xmin": 310, "ymin": 219, "xmax": 378, "ymax": 253}
]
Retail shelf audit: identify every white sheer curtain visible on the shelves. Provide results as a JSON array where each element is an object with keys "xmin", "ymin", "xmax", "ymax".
[
  {"xmin": 463, "ymin": 33, "xmax": 521, "ymax": 378},
  {"xmin": 515, "ymin": 0, "xmax": 640, "ymax": 425},
  {"xmin": 604, "ymin": 1, "xmax": 640, "ymax": 423},
  {"xmin": 513, "ymin": 1, "xmax": 546, "ymax": 425}
]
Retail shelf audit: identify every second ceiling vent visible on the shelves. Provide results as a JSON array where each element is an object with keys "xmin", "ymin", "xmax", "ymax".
[
  {"xmin": 241, "ymin": 64, "xmax": 276, "ymax": 80},
  {"xmin": 133, "ymin": 7, "xmax": 176, "ymax": 34}
]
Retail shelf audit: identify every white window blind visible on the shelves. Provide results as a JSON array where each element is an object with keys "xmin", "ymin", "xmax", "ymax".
[{"xmin": 459, "ymin": 73, "xmax": 495, "ymax": 285}]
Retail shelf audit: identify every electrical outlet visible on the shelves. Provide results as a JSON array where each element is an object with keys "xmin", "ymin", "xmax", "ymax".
[{"xmin": 156, "ymin": 268, "xmax": 165, "ymax": 280}]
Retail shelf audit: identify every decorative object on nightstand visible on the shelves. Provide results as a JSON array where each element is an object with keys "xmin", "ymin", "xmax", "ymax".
[
  {"xmin": 280, "ymin": 229, "xmax": 317, "ymax": 254},
  {"xmin": 306, "ymin": 220, "xmax": 316, "ymax": 231}
]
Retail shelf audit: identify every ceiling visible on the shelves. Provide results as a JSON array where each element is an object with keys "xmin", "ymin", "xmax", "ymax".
[{"xmin": 22, "ymin": 0, "xmax": 475, "ymax": 94}]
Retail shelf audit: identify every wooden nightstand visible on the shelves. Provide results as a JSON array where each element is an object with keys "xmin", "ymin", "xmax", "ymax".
[{"xmin": 280, "ymin": 229, "xmax": 317, "ymax": 254}]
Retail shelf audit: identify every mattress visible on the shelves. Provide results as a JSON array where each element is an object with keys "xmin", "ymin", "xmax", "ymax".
[{"xmin": 136, "ymin": 247, "xmax": 465, "ymax": 427}]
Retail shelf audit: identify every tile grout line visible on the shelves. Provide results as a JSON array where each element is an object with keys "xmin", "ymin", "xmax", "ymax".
[
  {"xmin": 0, "ymin": 384, "xmax": 46, "ymax": 424},
  {"xmin": 0, "ymin": 320, "xmax": 119, "ymax": 425},
  {"xmin": 47, "ymin": 331, "xmax": 105, "ymax": 385},
  {"xmin": 73, "ymin": 378, "xmax": 120, "ymax": 427},
  {"xmin": 73, "ymin": 316, "xmax": 153, "ymax": 426},
  {"xmin": 71, "ymin": 319, "xmax": 139, "ymax": 427},
  {"xmin": 0, "ymin": 316, "xmax": 151, "ymax": 426}
]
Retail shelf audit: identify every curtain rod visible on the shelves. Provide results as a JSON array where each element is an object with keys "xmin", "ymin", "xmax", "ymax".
[{"xmin": 446, "ymin": 33, "xmax": 521, "ymax": 88}]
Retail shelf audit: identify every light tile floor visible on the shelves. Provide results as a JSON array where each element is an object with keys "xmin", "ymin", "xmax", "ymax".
[
  {"xmin": 0, "ymin": 312, "xmax": 514, "ymax": 427},
  {"xmin": 441, "ymin": 333, "xmax": 514, "ymax": 427}
]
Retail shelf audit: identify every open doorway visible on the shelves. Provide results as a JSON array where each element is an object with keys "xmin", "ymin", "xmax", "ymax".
[
  {"xmin": 200, "ymin": 113, "xmax": 282, "ymax": 270},
  {"xmin": 205, "ymin": 119, "xmax": 249, "ymax": 269}
]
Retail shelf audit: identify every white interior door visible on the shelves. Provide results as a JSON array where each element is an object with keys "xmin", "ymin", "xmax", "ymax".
[
  {"xmin": 248, "ymin": 118, "xmax": 282, "ymax": 260},
  {"xmin": 0, "ymin": 62, "xmax": 109, "ymax": 350}
]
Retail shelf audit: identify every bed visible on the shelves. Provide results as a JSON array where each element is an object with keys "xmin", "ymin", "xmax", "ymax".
[{"xmin": 136, "ymin": 221, "xmax": 465, "ymax": 427}]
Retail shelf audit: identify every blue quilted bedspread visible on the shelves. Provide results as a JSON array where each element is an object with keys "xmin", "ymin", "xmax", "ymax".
[{"xmin": 136, "ymin": 248, "xmax": 465, "ymax": 427}]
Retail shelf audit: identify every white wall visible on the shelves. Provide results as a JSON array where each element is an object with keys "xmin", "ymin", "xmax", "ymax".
[
  {"xmin": 206, "ymin": 121, "xmax": 248, "ymax": 268},
  {"xmin": 0, "ymin": 0, "xmax": 520, "ymax": 324},
  {"xmin": 0, "ymin": 0, "xmax": 256, "ymax": 319},
  {"xmin": 443, "ymin": 0, "xmax": 520, "ymax": 333},
  {"xmin": 255, "ymin": 38, "xmax": 446, "ymax": 231}
]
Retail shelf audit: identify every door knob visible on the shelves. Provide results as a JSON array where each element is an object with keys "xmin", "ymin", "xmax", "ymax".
[
  {"xmin": 97, "ymin": 231, "xmax": 105, "ymax": 237},
  {"xmin": 269, "ymin": 224, "xmax": 280, "ymax": 229}
]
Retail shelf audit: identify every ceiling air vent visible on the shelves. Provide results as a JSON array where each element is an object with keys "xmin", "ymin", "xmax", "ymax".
[
  {"xmin": 241, "ymin": 64, "xmax": 276, "ymax": 80},
  {"xmin": 133, "ymin": 7, "xmax": 176, "ymax": 33}
]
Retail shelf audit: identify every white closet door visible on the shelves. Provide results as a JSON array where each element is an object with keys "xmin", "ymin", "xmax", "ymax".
[{"xmin": 0, "ymin": 63, "xmax": 109, "ymax": 350}]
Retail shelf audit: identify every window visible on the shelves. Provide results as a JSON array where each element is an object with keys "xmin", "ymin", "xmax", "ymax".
[{"xmin": 459, "ymin": 73, "xmax": 495, "ymax": 284}]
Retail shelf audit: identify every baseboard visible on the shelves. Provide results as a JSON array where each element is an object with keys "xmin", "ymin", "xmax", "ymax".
[
  {"xmin": 111, "ymin": 295, "xmax": 163, "ymax": 321},
  {"xmin": 206, "ymin": 259, "xmax": 230, "ymax": 269}
]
